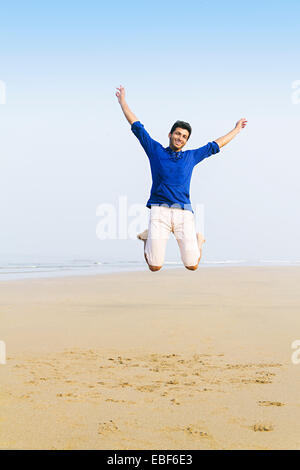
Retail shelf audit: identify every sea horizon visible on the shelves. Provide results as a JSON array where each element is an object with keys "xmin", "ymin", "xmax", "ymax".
[{"xmin": 1, "ymin": 257, "xmax": 300, "ymax": 281}]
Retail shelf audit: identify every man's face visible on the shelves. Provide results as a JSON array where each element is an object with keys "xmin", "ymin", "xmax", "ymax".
[{"xmin": 168, "ymin": 127, "xmax": 189, "ymax": 152}]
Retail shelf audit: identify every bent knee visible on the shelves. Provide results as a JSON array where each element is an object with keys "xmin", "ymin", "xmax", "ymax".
[
  {"xmin": 148, "ymin": 265, "xmax": 162, "ymax": 272},
  {"xmin": 185, "ymin": 264, "xmax": 199, "ymax": 271}
]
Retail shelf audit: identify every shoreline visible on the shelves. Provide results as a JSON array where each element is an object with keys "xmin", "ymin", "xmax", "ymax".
[{"xmin": 1, "ymin": 262, "xmax": 300, "ymax": 283}]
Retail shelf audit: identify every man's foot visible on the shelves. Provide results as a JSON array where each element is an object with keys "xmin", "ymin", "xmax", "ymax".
[
  {"xmin": 137, "ymin": 229, "xmax": 149, "ymax": 265},
  {"xmin": 137, "ymin": 229, "xmax": 148, "ymax": 241},
  {"xmin": 196, "ymin": 233, "xmax": 206, "ymax": 261}
]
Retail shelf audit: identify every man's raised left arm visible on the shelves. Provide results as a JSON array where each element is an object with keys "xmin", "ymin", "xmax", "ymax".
[{"xmin": 214, "ymin": 118, "xmax": 248, "ymax": 149}]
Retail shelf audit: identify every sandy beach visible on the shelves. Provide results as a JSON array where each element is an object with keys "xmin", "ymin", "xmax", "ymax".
[{"xmin": 1, "ymin": 266, "xmax": 300, "ymax": 450}]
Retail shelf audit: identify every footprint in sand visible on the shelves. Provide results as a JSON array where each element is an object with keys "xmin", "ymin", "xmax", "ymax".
[
  {"xmin": 98, "ymin": 420, "xmax": 119, "ymax": 434},
  {"xmin": 258, "ymin": 401, "xmax": 285, "ymax": 407},
  {"xmin": 119, "ymin": 382, "xmax": 131, "ymax": 388},
  {"xmin": 19, "ymin": 394, "xmax": 32, "ymax": 399},
  {"xmin": 105, "ymin": 398, "xmax": 136, "ymax": 404},
  {"xmin": 170, "ymin": 398, "xmax": 180, "ymax": 405},
  {"xmin": 183, "ymin": 425, "xmax": 208, "ymax": 437},
  {"xmin": 253, "ymin": 423, "xmax": 274, "ymax": 432},
  {"xmin": 166, "ymin": 379, "xmax": 179, "ymax": 385},
  {"xmin": 242, "ymin": 372, "xmax": 274, "ymax": 385},
  {"xmin": 57, "ymin": 392, "xmax": 78, "ymax": 398},
  {"xmin": 136, "ymin": 385, "xmax": 158, "ymax": 392}
]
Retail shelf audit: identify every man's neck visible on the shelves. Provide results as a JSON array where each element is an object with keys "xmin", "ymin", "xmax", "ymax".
[{"xmin": 169, "ymin": 144, "xmax": 181, "ymax": 152}]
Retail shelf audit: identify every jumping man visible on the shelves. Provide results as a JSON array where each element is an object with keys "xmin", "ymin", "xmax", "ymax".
[{"xmin": 116, "ymin": 85, "xmax": 247, "ymax": 272}]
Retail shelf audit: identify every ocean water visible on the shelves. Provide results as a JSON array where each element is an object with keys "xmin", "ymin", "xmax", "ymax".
[
  {"xmin": 1, "ymin": 258, "xmax": 300, "ymax": 281},
  {"xmin": 0, "ymin": 259, "xmax": 146, "ymax": 281}
]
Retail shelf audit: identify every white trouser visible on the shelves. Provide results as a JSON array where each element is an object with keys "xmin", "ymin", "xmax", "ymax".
[{"xmin": 145, "ymin": 205, "xmax": 200, "ymax": 267}]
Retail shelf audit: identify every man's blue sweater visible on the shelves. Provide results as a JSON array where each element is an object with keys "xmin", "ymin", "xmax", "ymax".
[{"xmin": 131, "ymin": 121, "xmax": 220, "ymax": 213}]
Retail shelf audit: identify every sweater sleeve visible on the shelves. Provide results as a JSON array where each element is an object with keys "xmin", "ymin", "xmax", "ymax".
[{"xmin": 192, "ymin": 141, "xmax": 220, "ymax": 165}]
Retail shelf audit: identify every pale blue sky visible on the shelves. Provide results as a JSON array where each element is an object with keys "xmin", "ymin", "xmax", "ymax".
[{"xmin": 0, "ymin": 0, "xmax": 299, "ymax": 263}]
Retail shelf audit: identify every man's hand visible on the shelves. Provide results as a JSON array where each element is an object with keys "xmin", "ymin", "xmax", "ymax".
[
  {"xmin": 116, "ymin": 85, "xmax": 125, "ymax": 104},
  {"xmin": 235, "ymin": 117, "xmax": 248, "ymax": 132},
  {"xmin": 115, "ymin": 84, "xmax": 138, "ymax": 125},
  {"xmin": 214, "ymin": 118, "xmax": 248, "ymax": 149}
]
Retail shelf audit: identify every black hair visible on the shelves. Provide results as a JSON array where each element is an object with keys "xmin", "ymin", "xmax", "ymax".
[{"xmin": 170, "ymin": 120, "xmax": 192, "ymax": 140}]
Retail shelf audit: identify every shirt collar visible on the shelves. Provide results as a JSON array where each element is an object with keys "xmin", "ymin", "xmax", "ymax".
[{"xmin": 165, "ymin": 146, "xmax": 183, "ymax": 158}]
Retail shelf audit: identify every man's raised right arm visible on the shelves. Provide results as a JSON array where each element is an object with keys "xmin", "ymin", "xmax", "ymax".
[
  {"xmin": 115, "ymin": 85, "xmax": 138, "ymax": 125},
  {"xmin": 116, "ymin": 85, "xmax": 156, "ymax": 158}
]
